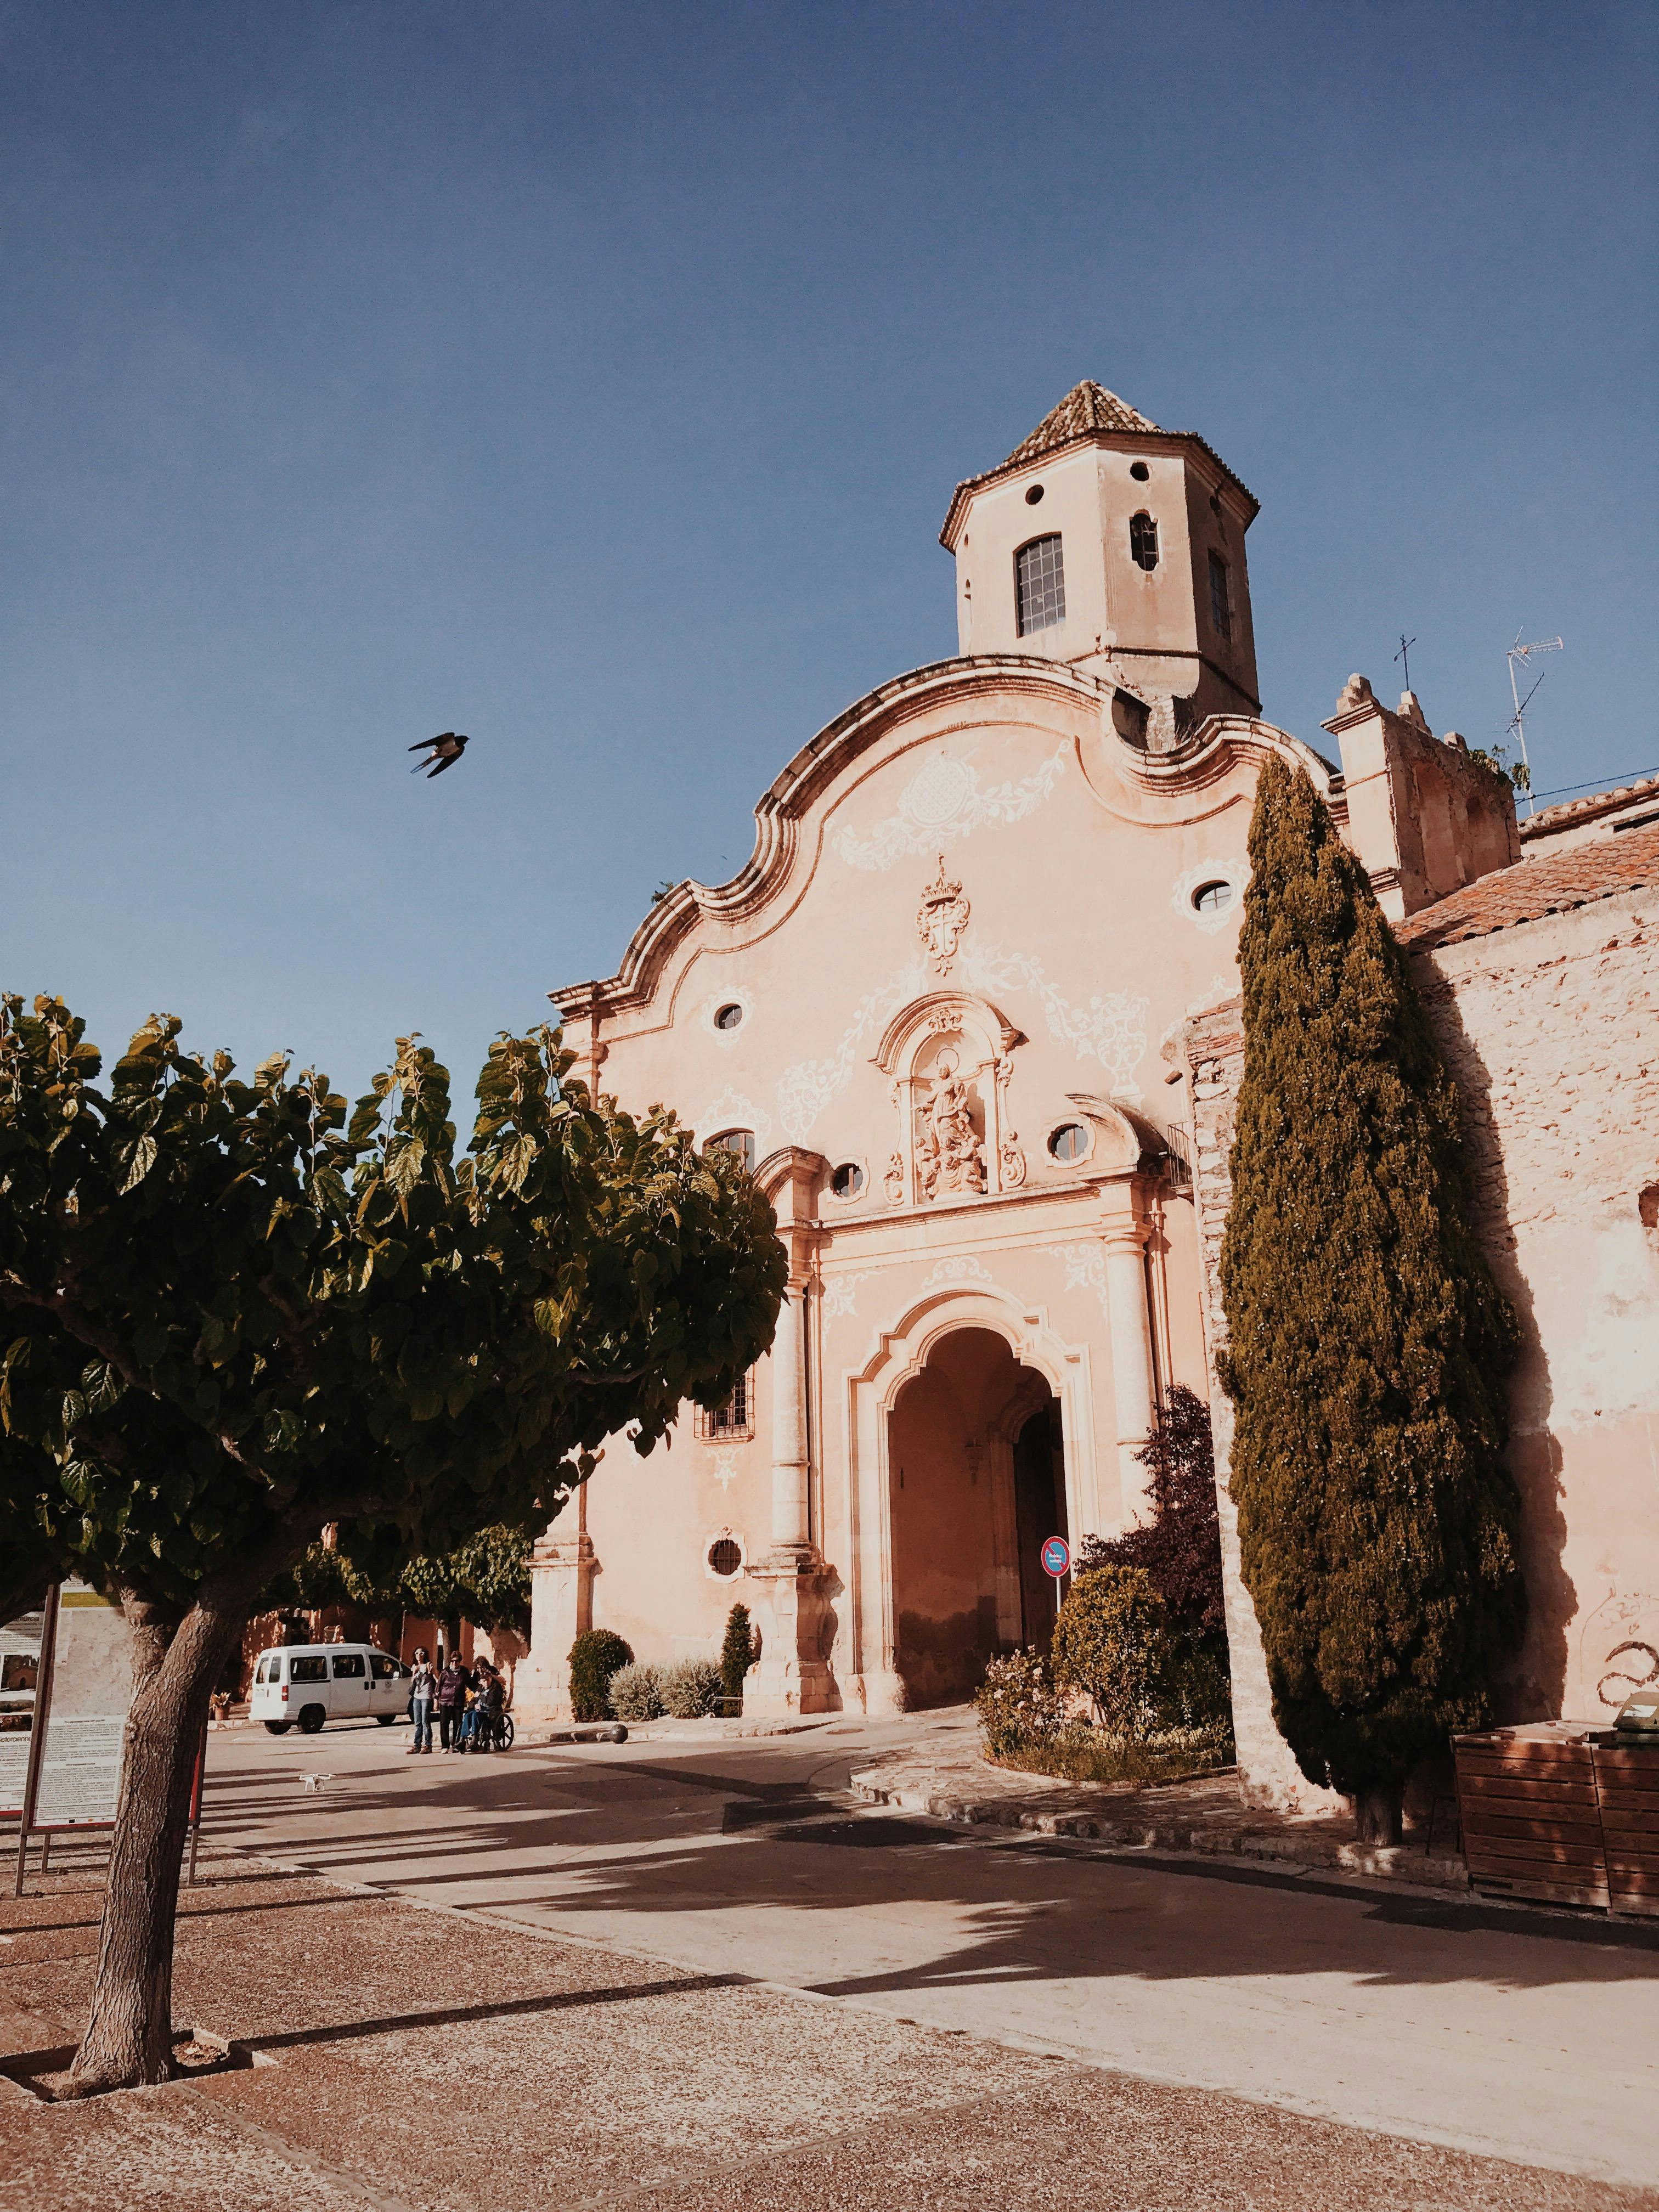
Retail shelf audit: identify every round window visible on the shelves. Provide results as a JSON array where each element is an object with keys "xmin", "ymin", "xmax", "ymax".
[
  {"xmin": 1130, "ymin": 460, "xmax": 1150, "ymax": 482},
  {"xmin": 1024, "ymin": 483, "xmax": 1045, "ymax": 505},
  {"xmin": 1192, "ymin": 880, "xmax": 1234, "ymax": 916},
  {"xmin": 1048, "ymin": 1122, "xmax": 1089, "ymax": 1164},
  {"xmin": 830, "ymin": 1161, "xmax": 865, "ymax": 1200},
  {"xmin": 708, "ymin": 1538, "xmax": 742, "ymax": 1578},
  {"xmin": 713, "ymin": 1003, "xmax": 743, "ymax": 1031}
]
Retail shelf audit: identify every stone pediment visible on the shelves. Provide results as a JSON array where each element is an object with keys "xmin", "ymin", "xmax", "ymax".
[{"xmin": 870, "ymin": 992, "xmax": 1024, "ymax": 1076}]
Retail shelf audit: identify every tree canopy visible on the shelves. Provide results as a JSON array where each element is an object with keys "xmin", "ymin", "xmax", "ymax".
[
  {"xmin": 1216, "ymin": 761, "xmax": 1525, "ymax": 1835},
  {"xmin": 0, "ymin": 994, "xmax": 786, "ymax": 2086}
]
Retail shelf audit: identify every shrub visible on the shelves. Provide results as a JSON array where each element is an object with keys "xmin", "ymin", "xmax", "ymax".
[
  {"xmin": 607, "ymin": 1663, "xmax": 665, "ymax": 1722},
  {"xmin": 1218, "ymin": 757, "xmax": 1525, "ymax": 1840},
  {"xmin": 719, "ymin": 1603, "xmax": 754, "ymax": 1710},
  {"xmin": 1051, "ymin": 1566, "xmax": 1172, "ymax": 1741},
  {"xmin": 567, "ymin": 1628, "xmax": 634, "ymax": 1722},
  {"xmin": 1078, "ymin": 1386, "xmax": 1223, "ymax": 1639},
  {"xmin": 661, "ymin": 1657, "xmax": 723, "ymax": 1719},
  {"xmin": 974, "ymin": 1648, "xmax": 1070, "ymax": 1758}
]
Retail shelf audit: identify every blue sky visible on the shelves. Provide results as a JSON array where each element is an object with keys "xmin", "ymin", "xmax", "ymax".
[{"xmin": 3, "ymin": 2, "xmax": 1654, "ymax": 1107}]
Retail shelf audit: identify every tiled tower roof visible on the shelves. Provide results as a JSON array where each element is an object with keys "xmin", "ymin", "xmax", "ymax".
[
  {"xmin": 998, "ymin": 381, "xmax": 1163, "ymax": 467},
  {"xmin": 939, "ymin": 380, "xmax": 1257, "ymax": 547}
]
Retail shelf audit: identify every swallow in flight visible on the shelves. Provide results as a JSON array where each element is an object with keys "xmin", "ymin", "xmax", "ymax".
[{"xmin": 409, "ymin": 731, "xmax": 469, "ymax": 778}]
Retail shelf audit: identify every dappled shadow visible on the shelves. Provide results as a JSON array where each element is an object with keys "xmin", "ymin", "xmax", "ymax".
[{"xmin": 197, "ymin": 1737, "xmax": 1659, "ymax": 2005}]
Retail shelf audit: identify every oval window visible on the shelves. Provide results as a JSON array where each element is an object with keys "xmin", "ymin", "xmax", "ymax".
[
  {"xmin": 1130, "ymin": 460, "xmax": 1150, "ymax": 482},
  {"xmin": 1024, "ymin": 483, "xmax": 1045, "ymax": 505},
  {"xmin": 1047, "ymin": 1122, "xmax": 1089, "ymax": 1164},
  {"xmin": 713, "ymin": 1003, "xmax": 743, "ymax": 1031},
  {"xmin": 1192, "ymin": 881, "xmax": 1234, "ymax": 916},
  {"xmin": 830, "ymin": 1162, "xmax": 865, "ymax": 1200},
  {"xmin": 708, "ymin": 1538, "xmax": 742, "ymax": 1578}
]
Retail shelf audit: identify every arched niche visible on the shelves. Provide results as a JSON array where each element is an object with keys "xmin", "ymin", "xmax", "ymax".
[{"xmin": 870, "ymin": 993, "xmax": 1028, "ymax": 1205}]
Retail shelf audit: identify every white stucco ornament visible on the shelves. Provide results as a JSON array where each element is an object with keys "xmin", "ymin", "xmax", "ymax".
[
  {"xmin": 836, "ymin": 743, "xmax": 1068, "ymax": 871},
  {"xmin": 916, "ymin": 856, "xmax": 971, "ymax": 978},
  {"xmin": 1172, "ymin": 859, "xmax": 1249, "ymax": 936}
]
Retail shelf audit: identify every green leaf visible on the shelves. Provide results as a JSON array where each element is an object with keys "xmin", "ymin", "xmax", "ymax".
[{"xmin": 119, "ymin": 1135, "xmax": 157, "ymax": 1193}]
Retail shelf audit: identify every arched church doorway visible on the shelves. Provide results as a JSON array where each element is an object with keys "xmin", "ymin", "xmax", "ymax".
[{"xmin": 887, "ymin": 1325, "xmax": 1069, "ymax": 1707}]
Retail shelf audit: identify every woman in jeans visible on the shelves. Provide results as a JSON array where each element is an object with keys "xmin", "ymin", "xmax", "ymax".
[{"xmin": 407, "ymin": 1647, "xmax": 437, "ymax": 1754}]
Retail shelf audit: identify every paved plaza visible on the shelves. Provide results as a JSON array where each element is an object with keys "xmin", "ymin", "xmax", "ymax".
[{"xmin": 3, "ymin": 1712, "xmax": 1657, "ymax": 2208}]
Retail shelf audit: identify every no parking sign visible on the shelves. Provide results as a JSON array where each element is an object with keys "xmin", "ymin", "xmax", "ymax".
[{"xmin": 1041, "ymin": 1535, "xmax": 1071, "ymax": 1581}]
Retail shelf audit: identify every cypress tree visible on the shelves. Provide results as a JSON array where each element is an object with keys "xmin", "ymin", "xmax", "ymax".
[{"xmin": 1217, "ymin": 758, "xmax": 1526, "ymax": 1841}]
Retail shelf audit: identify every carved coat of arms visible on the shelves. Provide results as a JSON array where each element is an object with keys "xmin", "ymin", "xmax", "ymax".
[{"xmin": 917, "ymin": 856, "xmax": 970, "ymax": 977}]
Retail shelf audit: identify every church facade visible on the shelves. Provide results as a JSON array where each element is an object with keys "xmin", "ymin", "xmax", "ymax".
[{"xmin": 514, "ymin": 385, "xmax": 1659, "ymax": 1804}]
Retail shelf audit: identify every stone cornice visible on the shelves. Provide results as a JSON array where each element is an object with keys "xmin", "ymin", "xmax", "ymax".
[{"xmin": 549, "ymin": 663, "xmax": 1341, "ymax": 1024}]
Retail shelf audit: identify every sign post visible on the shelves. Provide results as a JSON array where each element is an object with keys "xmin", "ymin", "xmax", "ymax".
[
  {"xmin": 1040, "ymin": 1535, "xmax": 1071, "ymax": 1582},
  {"xmin": 12, "ymin": 1584, "xmax": 61, "ymax": 1898}
]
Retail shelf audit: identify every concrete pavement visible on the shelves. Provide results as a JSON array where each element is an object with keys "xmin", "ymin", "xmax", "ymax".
[{"xmin": 193, "ymin": 1706, "xmax": 1659, "ymax": 2191}]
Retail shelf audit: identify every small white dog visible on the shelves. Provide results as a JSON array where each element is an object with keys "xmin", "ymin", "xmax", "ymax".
[{"xmin": 300, "ymin": 1773, "xmax": 331, "ymax": 1795}]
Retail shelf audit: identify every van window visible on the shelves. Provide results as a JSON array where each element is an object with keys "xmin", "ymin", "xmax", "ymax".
[
  {"xmin": 255, "ymin": 1657, "xmax": 273, "ymax": 1684},
  {"xmin": 289, "ymin": 1655, "xmax": 328, "ymax": 1683},
  {"xmin": 331, "ymin": 1652, "xmax": 366, "ymax": 1679},
  {"xmin": 370, "ymin": 1654, "xmax": 399, "ymax": 1680}
]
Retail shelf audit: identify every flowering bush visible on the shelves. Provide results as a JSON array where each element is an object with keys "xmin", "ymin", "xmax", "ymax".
[
  {"xmin": 661, "ymin": 1657, "xmax": 723, "ymax": 1718},
  {"xmin": 974, "ymin": 1648, "xmax": 1071, "ymax": 1757},
  {"xmin": 607, "ymin": 1663, "xmax": 666, "ymax": 1722}
]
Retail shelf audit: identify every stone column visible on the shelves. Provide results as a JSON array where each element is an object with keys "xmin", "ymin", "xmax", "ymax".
[
  {"xmin": 746, "ymin": 1146, "xmax": 836, "ymax": 1717},
  {"xmin": 1099, "ymin": 1182, "xmax": 1158, "ymax": 1522},
  {"xmin": 512, "ymin": 1483, "xmax": 596, "ymax": 1727}
]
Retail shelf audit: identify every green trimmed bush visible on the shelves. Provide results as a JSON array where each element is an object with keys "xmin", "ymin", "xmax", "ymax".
[
  {"xmin": 567, "ymin": 1628, "xmax": 634, "ymax": 1722},
  {"xmin": 608, "ymin": 1662, "xmax": 665, "ymax": 1722},
  {"xmin": 1050, "ymin": 1565, "xmax": 1172, "ymax": 1741},
  {"xmin": 719, "ymin": 1603, "xmax": 754, "ymax": 1711},
  {"xmin": 661, "ymin": 1657, "xmax": 722, "ymax": 1719}
]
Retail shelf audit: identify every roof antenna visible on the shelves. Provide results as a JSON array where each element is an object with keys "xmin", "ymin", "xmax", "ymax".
[
  {"xmin": 1393, "ymin": 632, "xmax": 1417, "ymax": 694},
  {"xmin": 1505, "ymin": 630, "xmax": 1564, "ymax": 817}
]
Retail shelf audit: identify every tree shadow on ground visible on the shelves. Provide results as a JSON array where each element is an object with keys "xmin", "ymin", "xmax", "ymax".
[{"xmin": 195, "ymin": 1742, "xmax": 1659, "ymax": 2001}]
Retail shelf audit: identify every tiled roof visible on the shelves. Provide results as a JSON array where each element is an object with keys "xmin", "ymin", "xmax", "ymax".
[
  {"xmin": 998, "ymin": 381, "xmax": 1163, "ymax": 467},
  {"xmin": 1398, "ymin": 820, "xmax": 1659, "ymax": 950},
  {"xmin": 938, "ymin": 381, "xmax": 1259, "ymax": 546},
  {"xmin": 1520, "ymin": 771, "xmax": 1659, "ymax": 842}
]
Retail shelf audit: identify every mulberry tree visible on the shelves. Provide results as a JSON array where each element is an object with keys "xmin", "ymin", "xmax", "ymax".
[
  {"xmin": 1217, "ymin": 760, "xmax": 1525, "ymax": 1842},
  {"xmin": 0, "ymin": 998, "xmax": 783, "ymax": 2090}
]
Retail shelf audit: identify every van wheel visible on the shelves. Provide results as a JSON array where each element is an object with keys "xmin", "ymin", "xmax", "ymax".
[
  {"xmin": 297, "ymin": 1706, "xmax": 327, "ymax": 1735},
  {"xmin": 263, "ymin": 1721, "xmax": 292, "ymax": 1736},
  {"xmin": 375, "ymin": 1714, "xmax": 397, "ymax": 1726}
]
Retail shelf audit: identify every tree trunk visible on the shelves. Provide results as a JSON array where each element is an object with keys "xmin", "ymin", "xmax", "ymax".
[
  {"xmin": 66, "ymin": 1593, "xmax": 246, "ymax": 2095},
  {"xmin": 1352, "ymin": 1781, "xmax": 1404, "ymax": 1846}
]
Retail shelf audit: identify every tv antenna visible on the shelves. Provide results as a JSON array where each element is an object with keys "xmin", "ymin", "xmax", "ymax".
[
  {"xmin": 1393, "ymin": 632, "xmax": 1417, "ymax": 693},
  {"xmin": 1506, "ymin": 630, "xmax": 1564, "ymax": 815}
]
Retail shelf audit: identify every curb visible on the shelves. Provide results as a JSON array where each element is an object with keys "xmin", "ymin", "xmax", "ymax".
[{"xmin": 849, "ymin": 1768, "xmax": 1470, "ymax": 1892}]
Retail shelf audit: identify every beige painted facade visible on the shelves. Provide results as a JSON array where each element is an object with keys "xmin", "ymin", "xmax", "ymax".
[{"xmin": 513, "ymin": 384, "xmax": 1655, "ymax": 1810}]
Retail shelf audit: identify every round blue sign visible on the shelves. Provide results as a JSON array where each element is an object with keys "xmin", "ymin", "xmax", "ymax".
[{"xmin": 1041, "ymin": 1535, "xmax": 1071, "ymax": 1579}]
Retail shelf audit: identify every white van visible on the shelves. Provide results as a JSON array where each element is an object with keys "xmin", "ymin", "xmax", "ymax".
[{"xmin": 250, "ymin": 1644, "xmax": 412, "ymax": 1735}]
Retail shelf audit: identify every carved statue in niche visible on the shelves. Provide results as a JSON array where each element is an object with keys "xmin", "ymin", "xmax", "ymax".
[{"xmin": 915, "ymin": 1047, "xmax": 986, "ymax": 1200}]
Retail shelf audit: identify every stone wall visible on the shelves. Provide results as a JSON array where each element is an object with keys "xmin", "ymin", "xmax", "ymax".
[{"xmin": 1178, "ymin": 883, "xmax": 1659, "ymax": 1803}]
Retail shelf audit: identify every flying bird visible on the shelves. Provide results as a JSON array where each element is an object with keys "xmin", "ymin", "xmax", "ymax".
[{"xmin": 409, "ymin": 731, "xmax": 469, "ymax": 778}]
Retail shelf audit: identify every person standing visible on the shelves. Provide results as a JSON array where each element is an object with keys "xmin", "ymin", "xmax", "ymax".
[
  {"xmin": 436, "ymin": 1652, "xmax": 469, "ymax": 1752},
  {"xmin": 408, "ymin": 1647, "xmax": 437, "ymax": 1754}
]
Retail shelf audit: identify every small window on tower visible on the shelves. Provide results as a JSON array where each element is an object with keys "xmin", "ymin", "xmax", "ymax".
[
  {"xmin": 1209, "ymin": 551, "xmax": 1233, "ymax": 640},
  {"xmin": 696, "ymin": 1373, "xmax": 754, "ymax": 1442},
  {"xmin": 1015, "ymin": 534, "xmax": 1066, "ymax": 635},
  {"xmin": 1129, "ymin": 512, "xmax": 1159, "ymax": 572}
]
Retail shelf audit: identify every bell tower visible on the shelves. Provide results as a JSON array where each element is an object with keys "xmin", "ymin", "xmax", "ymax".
[{"xmin": 940, "ymin": 382, "xmax": 1262, "ymax": 748}]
